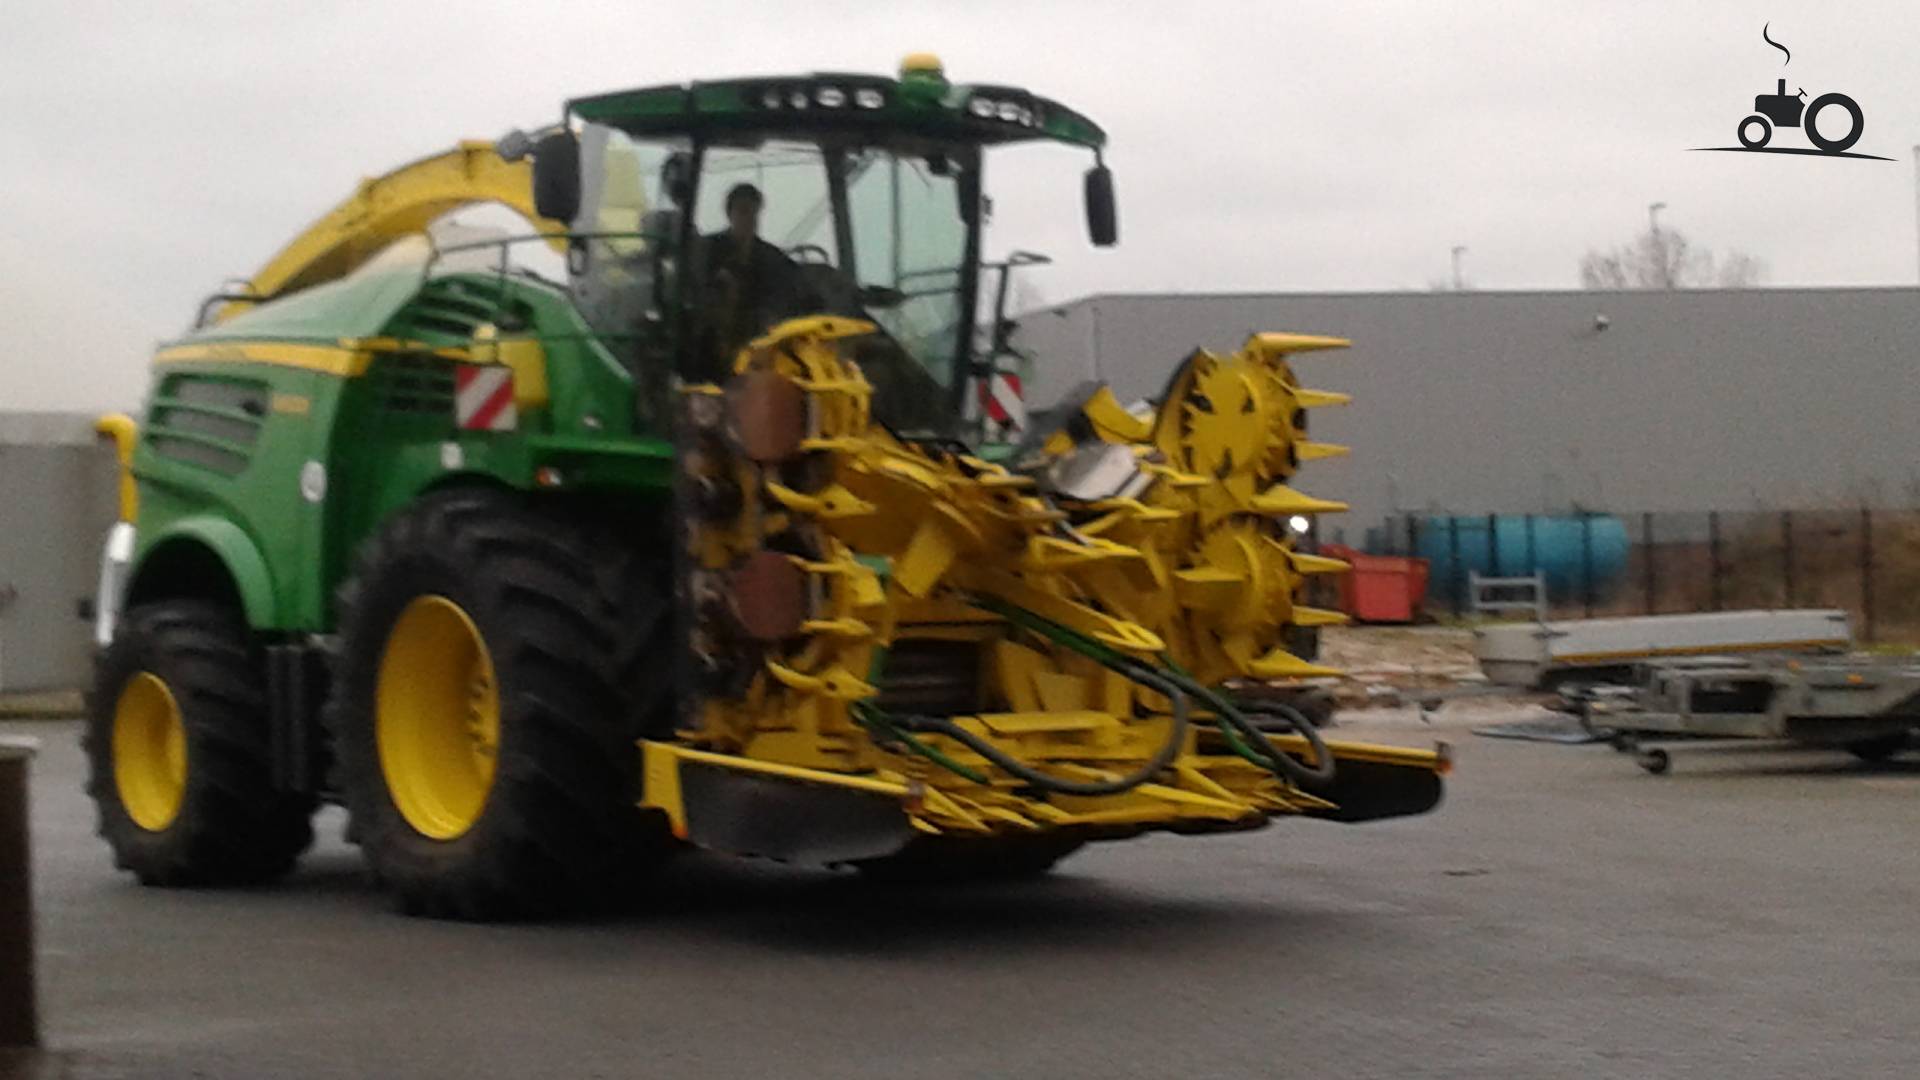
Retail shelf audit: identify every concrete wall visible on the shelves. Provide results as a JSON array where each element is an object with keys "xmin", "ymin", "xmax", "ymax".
[
  {"xmin": 0, "ymin": 413, "xmax": 118, "ymax": 692},
  {"xmin": 1015, "ymin": 287, "xmax": 1920, "ymax": 538}
]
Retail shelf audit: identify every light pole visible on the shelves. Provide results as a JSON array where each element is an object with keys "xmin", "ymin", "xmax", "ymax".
[
  {"xmin": 1911, "ymin": 146, "xmax": 1919, "ymax": 283},
  {"xmin": 1450, "ymin": 245, "xmax": 1468, "ymax": 290},
  {"xmin": 1647, "ymin": 202, "xmax": 1670, "ymax": 289}
]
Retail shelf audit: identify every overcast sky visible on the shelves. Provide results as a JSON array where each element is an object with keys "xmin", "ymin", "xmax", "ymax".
[{"xmin": 5, "ymin": 0, "xmax": 1918, "ymax": 410}]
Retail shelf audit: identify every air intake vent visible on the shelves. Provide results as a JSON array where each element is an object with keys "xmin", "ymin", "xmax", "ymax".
[
  {"xmin": 369, "ymin": 353, "xmax": 455, "ymax": 416},
  {"xmin": 146, "ymin": 374, "xmax": 266, "ymax": 476},
  {"xmin": 390, "ymin": 277, "xmax": 537, "ymax": 345}
]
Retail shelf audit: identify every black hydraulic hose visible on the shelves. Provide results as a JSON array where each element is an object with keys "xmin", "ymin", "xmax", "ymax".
[
  {"xmin": 1229, "ymin": 702, "xmax": 1337, "ymax": 788},
  {"xmin": 895, "ymin": 670, "xmax": 1190, "ymax": 797},
  {"xmin": 1149, "ymin": 664, "xmax": 1335, "ymax": 789}
]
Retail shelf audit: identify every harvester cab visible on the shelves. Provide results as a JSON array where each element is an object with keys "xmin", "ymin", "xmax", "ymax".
[
  {"xmin": 517, "ymin": 53, "xmax": 1111, "ymax": 440},
  {"xmin": 86, "ymin": 56, "xmax": 1448, "ymax": 920}
]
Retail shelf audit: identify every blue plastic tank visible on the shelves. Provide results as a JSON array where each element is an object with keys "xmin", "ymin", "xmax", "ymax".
[{"xmin": 1410, "ymin": 514, "xmax": 1630, "ymax": 600}]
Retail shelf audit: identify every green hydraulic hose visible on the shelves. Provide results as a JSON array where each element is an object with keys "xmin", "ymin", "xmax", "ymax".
[{"xmin": 851, "ymin": 701, "xmax": 989, "ymax": 784}]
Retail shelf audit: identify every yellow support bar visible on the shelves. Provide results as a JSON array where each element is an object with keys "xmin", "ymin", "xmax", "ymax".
[
  {"xmin": 1289, "ymin": 551, "xmax": 1351, "ymax": 576},
  {"xmin": 94, "ymin": 413, "xmax": 139, "ymax": 523},
  {"xmin": 639, "ymin": 741, "xmax": 917, "ymax": 839},
  {"xmin": 219, "ymin": 141, "xmax": 566, "ymax": 322},
  {"xmin": 1249, "ymin": 484, "xmax": 1349, "ymax": 516},
  {"xmin": 1296, "ymin": 441, "xmax": 1351, "ymax": 461},
  {"xmin": 1244, "ymin": 332, "xmax": 1351, "ymax": 356},
  {"xmin": 1292, "ymin": 387, "xmax": 1353, "ymax": 409}
]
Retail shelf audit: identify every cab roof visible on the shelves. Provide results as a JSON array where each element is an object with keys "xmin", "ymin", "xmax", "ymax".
[{"xmin": 568, "ymin": 61, "xmax": 1106, "ymax": 150}]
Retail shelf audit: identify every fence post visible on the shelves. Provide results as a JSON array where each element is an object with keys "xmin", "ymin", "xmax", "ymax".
[
  {"xmin": 1861, "ymin": 507, "xmax": 1875, "ymax": 643},
  {"xmin": 1708, "ymin": 511, "xmax": 1723, "ymax": 612},
  {"xmin": 1581, "ymin": 513, "xmax": 1595, "ymax": 618},
  {"xmin": 1781, "ymin": 510, "xmax": 1794, "ymax": 607},
  {"xmin": 1524, "ymin": 514, "xmax": 1539, "ymax": 583},
  {"xmin": 1486, "ymin": 513, "xmax": 1500, "ymax": 576},
  {"xmin": 1447, "ymin": 516, "xmax": 1463, "ymax": 618},
  {"xmin": 0, "ymin": 736, "xmax": 39, "ymax": 1050},
  {"xmin": 1642, "ymin": 512, "xmax": 1656, "ymax": 615}
]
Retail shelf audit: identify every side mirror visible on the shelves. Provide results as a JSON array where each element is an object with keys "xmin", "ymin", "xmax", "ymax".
[
  {"xmin": 531, "ymin": 131, "xmax": 581, "ymax": 224},
  {"xmin": 1084, "ymin": 165, "xmax": 1117, "ymax": 247}
]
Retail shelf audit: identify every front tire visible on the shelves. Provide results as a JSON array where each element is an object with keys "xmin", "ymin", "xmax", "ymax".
[
  {"xmin": 1737, "ymin": 114, "xmax": 1771, "ymax": 148},
  {"xmin": 84, "ymin": 601, "xmax": 314, "ymax": 885},
  {"xmin": 328, "ymin": 490, "xmax": 667, "ymax": 919}
]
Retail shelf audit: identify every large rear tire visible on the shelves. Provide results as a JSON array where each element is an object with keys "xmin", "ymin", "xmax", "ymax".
[
  {"xmin": 327, "ymin": 489, "xmax": 670, "ymax": 920},
  {"xmin": 84, "ymin": 601, "xmax": 314, "ymax": 885}
]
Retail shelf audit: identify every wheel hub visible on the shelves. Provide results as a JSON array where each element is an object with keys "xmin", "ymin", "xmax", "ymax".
[
  {"xmin": 112, "ymin": 671, "xmax": 187, "ymax": 831},
  {"xmin": 376, "ymin": 595, "xmax": 500, "ymax": 840}
]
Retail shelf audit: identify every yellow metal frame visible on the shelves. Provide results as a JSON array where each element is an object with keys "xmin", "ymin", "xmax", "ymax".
[{"xmin": 640, "ymin": 735, "xmax": 1442, "ymax": 841}]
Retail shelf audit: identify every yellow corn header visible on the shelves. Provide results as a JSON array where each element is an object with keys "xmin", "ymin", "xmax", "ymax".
[{"xmin": 644, "ymin": 316, "xmax": 1444, "ymax": 863}]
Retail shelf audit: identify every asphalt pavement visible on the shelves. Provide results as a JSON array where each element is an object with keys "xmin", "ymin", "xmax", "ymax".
[{"xmin": 6, "ymin": 713, "xmax": 1919, "ymax": 1079}]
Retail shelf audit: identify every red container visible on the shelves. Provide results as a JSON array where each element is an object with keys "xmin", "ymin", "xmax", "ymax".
[{"xmin": 1323, "ymin": 544, "xmax": 1430, "ymax": 624}]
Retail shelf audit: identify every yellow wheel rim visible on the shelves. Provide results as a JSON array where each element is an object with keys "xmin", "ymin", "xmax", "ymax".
[
  {"xmin": 376, "ymin": 595, "xmax": 500, "ymax": 840},
  {"xmin": 113, "ymin": 672, "xmax": 188, "ymax": 832}
]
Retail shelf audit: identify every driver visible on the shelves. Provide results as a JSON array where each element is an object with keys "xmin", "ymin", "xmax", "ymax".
[{"xmin": 696, "ymin": 183, "xmax": 802, "ymax": 375}]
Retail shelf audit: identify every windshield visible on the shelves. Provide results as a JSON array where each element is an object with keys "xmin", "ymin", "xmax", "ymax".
[
  {"xmin": 691, "ymin": 135, "xmax": 978, "ymax": 436},
  {"xmin": 568, "ymin": 122, "xmax": 980, "ymax": 437}
]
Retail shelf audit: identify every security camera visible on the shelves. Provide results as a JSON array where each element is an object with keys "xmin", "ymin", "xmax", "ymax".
[{"xmin": 1593, "ymin": 314, "xmax": 1611, "ymax": 332}]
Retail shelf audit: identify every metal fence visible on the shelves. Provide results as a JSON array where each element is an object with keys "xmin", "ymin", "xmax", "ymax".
[{"xmin": 1363, "ymin": 509, "xmax": 1920, "ymax": 644}]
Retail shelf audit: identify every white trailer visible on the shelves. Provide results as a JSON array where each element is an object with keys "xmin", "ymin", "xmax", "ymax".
[{"xmin": 1473, "ymin": 609, "xmax": 1852, "ymax": 689}]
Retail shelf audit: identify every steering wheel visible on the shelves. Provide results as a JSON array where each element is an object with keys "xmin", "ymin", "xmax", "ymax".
[
  {"xmin": 857, "ymin": 285, "xmax": 907, "ymax": 309},
  {"xmin": 786, "ymin": 243, "xmax": 833, "ymax": 266}
]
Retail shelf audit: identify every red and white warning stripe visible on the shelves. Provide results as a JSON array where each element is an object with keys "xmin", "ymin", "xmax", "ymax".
[
  {"xmin": 980, "ymin": 371, "xmax": 1026, "ymax": 431},
  {"xmin": 454, "ymin": 365, "xmax": 517, "ymax": 431}
]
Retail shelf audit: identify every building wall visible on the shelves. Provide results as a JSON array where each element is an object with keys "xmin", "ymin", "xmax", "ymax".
[
  {"xmin": 1014, "ymin": 288, "xmax": 1920, "ymax": 539},
  {"xmin": 0, "ymin": 413, "xmax": 119, "ymax": 692}
]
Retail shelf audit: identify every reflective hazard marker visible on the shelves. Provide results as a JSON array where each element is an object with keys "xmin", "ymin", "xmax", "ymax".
[
  {"xmin": 454, "ymin": 365, "xmax": 517, "ymax": 431},
  {"xmin": 980, "ymin": 371, "xmax": 1025, "ymax": 430}
]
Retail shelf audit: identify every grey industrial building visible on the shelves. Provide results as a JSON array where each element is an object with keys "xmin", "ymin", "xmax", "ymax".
[
  {"xmin": 0, "ymin": 412, "xmax": 118, "ymax": 693},
  {"xmin": 1015, "ymin": 287, "xmax": 1920, "ymax": 538}
]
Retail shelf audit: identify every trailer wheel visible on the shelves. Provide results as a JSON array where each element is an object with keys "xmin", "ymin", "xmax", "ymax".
[
  {"xmin": 1845, "ymin": 733, "xmax": 1908, "ymax": 763},
  {"xmin": 853, "ymin": 835, "xmax": 1084, "ymax": 884},
  {"xmin": 84, "ymin": 601, "xmax": 314, "ymax": 885},
  {"xmin": 327, "ymin": 490, "xmax": 670, "ymax": 919}
]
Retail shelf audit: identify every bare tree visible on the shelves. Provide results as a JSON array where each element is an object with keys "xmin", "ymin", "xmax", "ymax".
[
  {"xmin": 1579, "ymin": 224, "xmax": 1766, "ymax": 289},
  {"xmin": 1714, "ymin": 251, "xmax": 1766, "ymax": 287}
]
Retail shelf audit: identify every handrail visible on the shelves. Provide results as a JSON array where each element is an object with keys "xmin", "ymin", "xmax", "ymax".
[{"xmin": 93, "ymin": 414, "xmax": 139, "ymax": 523}]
